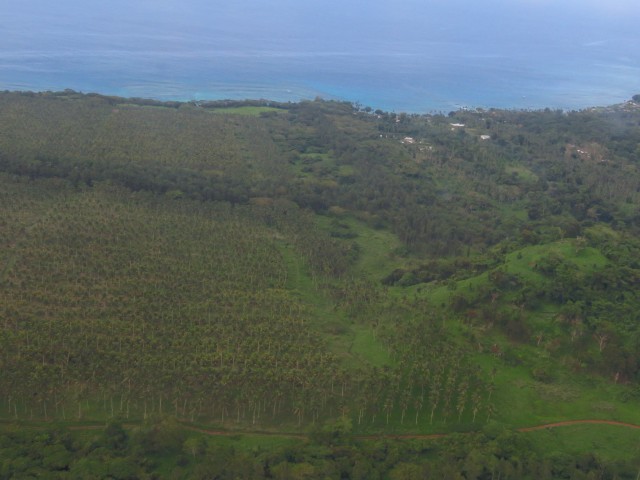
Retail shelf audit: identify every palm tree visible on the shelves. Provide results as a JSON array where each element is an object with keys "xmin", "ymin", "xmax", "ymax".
[
  {"xmin": 414, "ymin": 397, "xmax": 423, "ymax": 425},
  {"xmin": 383, "ymin": 397, "xmax": 394, "ymax": 425}
]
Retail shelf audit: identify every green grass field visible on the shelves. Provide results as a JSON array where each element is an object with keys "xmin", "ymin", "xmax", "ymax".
[
  {"xmin": 524, "ymin": 424, "xmax": 640, "ymax": 462},
  {"xmin": 209, "ymin": 106, "xmax": 285, "ymax": 116}
]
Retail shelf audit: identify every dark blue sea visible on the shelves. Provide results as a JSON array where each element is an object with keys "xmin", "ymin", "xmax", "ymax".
[{"xmin": 1, "ymin": 0, "xmax": 639, "ymax": 113}]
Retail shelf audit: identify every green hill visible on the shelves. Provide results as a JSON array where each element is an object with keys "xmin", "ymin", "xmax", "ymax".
[{"xmin": 1, "ymin": 91, "xmax": 640, "ymax": 478}]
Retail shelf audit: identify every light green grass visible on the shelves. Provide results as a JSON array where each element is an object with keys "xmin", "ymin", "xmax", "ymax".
[
  {"xmin": 118, "ymin": 103, "xmax": 177, "ymax": 111},
  {"xmin": 337, "ymin": 165, "xmax": 356, "ymax": 177},
  {"xmin": 471, "ymin": 348, "xmax": 640, "ymax": 430},
  {"xmin": 584, "ymin": 223, "xmax": 621, "ymax": 243},
  {"xmin": 276, "ymin": 237, "xmax": 391, "ymax": 369},
  {"xmin": 349, "ymin": 326, "xmax": 394, "ymax": 368},
  {"xmin": 317, "ymin": 215, "xmax": 407, "ymax": 280},
  {"xmin": 504, "ymin": 241, "xmax": 608, "ymax": 281},
  {"xmin": 525, "ymin": 424, "xmax": 640, "ymax": 462},
  {"xmin": 397, "ymin": 239, "xmax": 609, "ymax": 310},
  {"xmin": 210, "ymin": 106, "xmax": 284, "ymax": 116},
  {"xmin": 292, "ymin": 153, "xmax": 336, "ymax": 180},
  {"xmin": 382, "ymin": 236, "xmax": 640, "ymax": 436},
  {"xmin": 504, "ymin": 165, "xmax": 539, "ymax": 184}
]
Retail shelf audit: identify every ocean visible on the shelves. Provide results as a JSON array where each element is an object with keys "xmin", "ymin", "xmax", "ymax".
[{"xmin": 1, "ymin": 0, "xmax": 639, "ymax": 113}]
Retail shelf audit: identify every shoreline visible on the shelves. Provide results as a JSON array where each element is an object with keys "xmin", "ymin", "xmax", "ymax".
[{"xmin": 2, "ymin": 87, "xmax": 637, "ymax": 116}]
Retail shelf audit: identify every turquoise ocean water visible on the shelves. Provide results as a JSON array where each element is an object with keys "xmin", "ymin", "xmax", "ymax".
[{"xmin": 1, "ymin": 1, "xmax": 639, "ymax": 113}]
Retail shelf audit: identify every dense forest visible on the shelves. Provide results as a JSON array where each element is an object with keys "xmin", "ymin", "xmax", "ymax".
[{"xmin": 1, "ymin": 90, "xmax": 640, "ymax": 478}]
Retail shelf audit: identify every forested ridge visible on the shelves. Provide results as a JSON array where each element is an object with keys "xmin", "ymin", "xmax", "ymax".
[{"xmin": 1, "ymin": 90, "xmax": 640, "ymax": 478}]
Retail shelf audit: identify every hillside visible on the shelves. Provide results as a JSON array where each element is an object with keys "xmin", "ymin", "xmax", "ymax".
[{"xmin": 1, "ymin": 90, "xmax": 640, "ymax": 478}]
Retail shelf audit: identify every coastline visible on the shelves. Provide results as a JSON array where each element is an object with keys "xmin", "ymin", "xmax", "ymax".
[
  {"xmin": 2, "ymin": 48, "xmax": 638, "ymax": 114},
  {"xmin": 3, "ymin": 88, "xmax": 637, "ymax": 117}
]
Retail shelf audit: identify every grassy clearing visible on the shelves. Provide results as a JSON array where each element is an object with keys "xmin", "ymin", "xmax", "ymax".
[
  {"xmin": 396, "ymin": 238, "xmax": 609, "ymax": 310},
  {"xmin": 524, "ymin": 424, "xmax": 640, "ymax": 462},
  {"xmin": 504, "ymin": 165, "xmax": 539, "ymax": 184},
  {"xmin": 349, "ymin": 326, "xmax": 394, "ymax": 368},
  {"xmin": 504, "ymin": 240, "xmax": 608, "ymax": 281},
  {"xmin": 394, "ymin": 269, "xmax": 490, "ymax": 310},
  {"xmin": 210, "ymin": 106, "xmax": 285, "ymax": 116},
  {"xmin": 319, "ymin": 214, "xmax": 407, "ymax": 280},
  {"xmin": 276, "ymin": 239, "xmax": 341, "ymax": 333},
  {"xmin": 276, "ymin": 237, "xmax": 391, "ymax": 369},
  {"xmin": 381, "ymin": 235, "xmax": 640, "ymax": 435},
  {"xmin": 351, "ymin": 229, "xmax": 405, "ymax": 280},
  {"xmin": 291, "ymin": 153, "xmax": 337, "ymax": 180},
  {"xmin": 471, "ymin": 348, "xmax": 640, "ymax": 431},
  {"xmin": 118, "ymin": 103, "xmax": 177, "ymax": 111}
]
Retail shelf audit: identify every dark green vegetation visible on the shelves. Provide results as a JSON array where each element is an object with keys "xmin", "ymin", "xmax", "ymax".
[
  {"xmin": 2, "ymin": 419, "xmax": 639, "ymax": 479},
  {"xmin": 1, "ymin": 90, "xmax": 640, "ymax": 477}
]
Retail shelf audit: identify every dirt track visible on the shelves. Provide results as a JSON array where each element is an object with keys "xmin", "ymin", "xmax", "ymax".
[
  {"xmin": 183, "ymin": 425, "xmax": 307, "ymax": 439},
  {"xmin": 517, "ymin": 420, "xmax": 640, "ymax": 432},
  {"xmin": 33, "ymin": 419, "xmax": 640, "ymax": 440},
  {"xmin": 356, "ymin": 420, "xmax": 640, "ymax": 441},
  {"xmin": 188, "ymin": 419, "xmax": 640, "ymax": 440}
]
